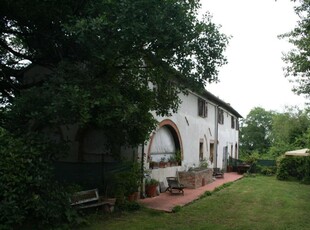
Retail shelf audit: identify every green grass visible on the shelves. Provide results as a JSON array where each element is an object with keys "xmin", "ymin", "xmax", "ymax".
[{"xmin": 79, "ymin": 176, "xmax": 310, "ymax": 230}]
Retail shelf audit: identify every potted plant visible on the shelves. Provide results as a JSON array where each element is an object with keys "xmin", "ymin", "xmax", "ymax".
[
  {"xmin": 145, "ymin": 178, "xmax": 159, "ymax": 197},
  {"xmin": 116, "ymin": 162, "xmax": 142, "ymax": 202},
  {"xmin": 168, "ymin": 155, "xmax": 177, "ymax": 166},
  {"xmin": 159, "ymin": 157, "xmax": 167, "ymax": 168},
  {"xmin": 227, "ymin": 156, "xmax": 233, "ymax": 172},
  {"xmin": 175, "ymin": 150, "xmax": 182, "ymax": 165},
  {"xmin": 150, "ymin": 161, "xmax": 159, "ymax": 169},
  {"xmin": 227, "ymin": 164, "xmax": 233, "ymax": 172}
]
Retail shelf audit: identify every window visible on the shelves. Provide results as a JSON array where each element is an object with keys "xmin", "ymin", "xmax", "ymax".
[
  {"xmin": 231, "ymin": 116, "xmax": 235, "ymax": 129},
  {"xmin": 198, "ymin": 98, "xmax": 208, "ymax": 118},
  {"xmin": 218, "ymin": 108, "xmax": 224, "ymax": 124},
  {"xmin": 236, "ymin": 119, "xmax": 239, "ymax": 130}
]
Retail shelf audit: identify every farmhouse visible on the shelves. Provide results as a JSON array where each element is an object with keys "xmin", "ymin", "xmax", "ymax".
[
  {"xmin": 145, "ymin": 89, "xmax": 242, "ymax": 184},
  {"xmin": 19, "ymin": 65, "xmax": 242, "ymax": 190}
]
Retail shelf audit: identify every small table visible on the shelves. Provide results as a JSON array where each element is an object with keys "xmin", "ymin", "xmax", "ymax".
[{"xmin": 237, "ymin": 164, "xmax": 250, "ymax": 174}]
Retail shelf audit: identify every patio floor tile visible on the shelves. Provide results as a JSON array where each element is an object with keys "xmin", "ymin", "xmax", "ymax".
[{"xmin": 138, "ymin": 172, "xmax": 243, "ymax": 212}]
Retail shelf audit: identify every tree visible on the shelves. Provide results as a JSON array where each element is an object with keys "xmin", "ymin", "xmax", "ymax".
[
  {"xmin": 269, "ymin": 106, "xmax": 310, "ymax": 156},
  {"xmin": 0, "ymin": 0, "xmax": 229, "ymax": 147},
  {"xmin": 239, "ymin": 107, "xmax": 274, "ymax": 156},
  {"xmin": 280, "ymin": 0, "xmax": 310, "ymax": 99},
  {"xmin": 0, "ymin": 1, "xmax": 229, "ymax": 227}
]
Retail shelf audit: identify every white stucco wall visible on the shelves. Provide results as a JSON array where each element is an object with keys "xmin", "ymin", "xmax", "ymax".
[
  {"xmin": 146, "ymin": 91, "xmax": 240, "ymax": 181},
  {"xmin": 217, "ymin": 110, "xmax": 239, "ymax": 169}
]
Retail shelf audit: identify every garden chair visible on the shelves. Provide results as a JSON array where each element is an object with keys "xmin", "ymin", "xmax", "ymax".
[
  {"xmin": 213, "ymin": 168, "xmax": 224, "ymax": 178},
  {"xmin": 165, "ymin": 177, "xmax": 185, "ymax": 195}
]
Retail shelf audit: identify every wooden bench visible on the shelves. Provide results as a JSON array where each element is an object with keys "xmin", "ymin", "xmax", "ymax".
[
  {"xmin": 165, "ymin": 177, "xmax": 185, "ymax": 195},
  {"xmin": 213, "ymin": 168, "xmax": 224, "ymax": 178},
  {"xmin": 70, "ymin": 188, "xmax": 115, "ymax": 212}
]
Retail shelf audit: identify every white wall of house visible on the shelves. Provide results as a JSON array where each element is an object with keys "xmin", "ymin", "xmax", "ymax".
[
  {"xmin": 217, "ymin": 109, "xmax": 240, "ymax": 170},
  {"xmin": 146, "ymin": 91, "xmax": 240, "ymax": 181}
]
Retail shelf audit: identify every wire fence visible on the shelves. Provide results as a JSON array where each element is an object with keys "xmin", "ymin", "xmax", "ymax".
[
  {"xmin": 228, "ymin": 157, "xmax": 276, "ymax": 174},
  {"xmin": 53, "ymin": 161, "xmax": 125, "ymax": 197}
]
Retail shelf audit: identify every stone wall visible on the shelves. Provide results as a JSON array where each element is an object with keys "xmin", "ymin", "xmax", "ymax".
[{"xmin": 178, "ymin": 168, "xmax": 213, "ymax": 189}]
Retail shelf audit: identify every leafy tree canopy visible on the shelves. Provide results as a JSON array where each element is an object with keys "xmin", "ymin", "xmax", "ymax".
[
  {"xmin": 0, "ymin": 0, "xmax": 229, "ymax": 147},
  {"xmin": 269, "ymin": 106, "xmax": 310, "ymax": 157},
  {"xmin": 239, "ymin": 107, "xmax": 274, "ymax": 156},
  {"xmin": 240, "ymin": 106, "xmax": 310, "ymax": 158},
  {"xmin": 280, "ymin": 0, "xmax": 310, "ymax": 100}
]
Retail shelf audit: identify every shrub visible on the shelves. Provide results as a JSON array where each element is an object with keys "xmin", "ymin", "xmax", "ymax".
[
  {"xmin": 301, "ymin": 176, "xmax": 310, "ymax": 185},
  {"xmin": 114, "ymin": 162, "xmax": 143, "ymax": 197},
  {"xmin": 258, "ymin": 166, "xmax": 277, "ymax": 176},
  {"xmin": 276, "ymin": 155, "xmax": 309, "ymax": 181},
  {"xmin": 242, "ymin": 152, "xmax": 260, "ymax": 165},
  {"xmin": 0, "ymin": 129, "xmax": 79, "ymax": 229}
]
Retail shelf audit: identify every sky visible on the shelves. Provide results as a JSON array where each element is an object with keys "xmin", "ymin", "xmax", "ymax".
[{"xmin": 199, "ymin": 0, "xmax": 307, "ymax": 118}]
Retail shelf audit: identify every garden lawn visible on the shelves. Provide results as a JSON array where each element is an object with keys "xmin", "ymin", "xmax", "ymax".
[{"xmin": 79, "ymin": 176, "xmax": 310, "ymax": 230}]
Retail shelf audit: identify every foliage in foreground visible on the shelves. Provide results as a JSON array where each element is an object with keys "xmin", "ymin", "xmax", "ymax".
[
  {"xmin": 280, "ymin": 0, "xmax": 310, "ymax": 98},
  {"xmin": 0, "ymin": 129, "xmax": 79, "ymax": 229}
]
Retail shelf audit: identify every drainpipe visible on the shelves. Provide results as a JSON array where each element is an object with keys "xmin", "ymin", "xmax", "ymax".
[
  {"xmin": 140, "ymin": 143, "xmax": 145, "ymax": 199},
  {"xmin": 214, "ymin": 106, "xmax": 219, "ymax": 168}
]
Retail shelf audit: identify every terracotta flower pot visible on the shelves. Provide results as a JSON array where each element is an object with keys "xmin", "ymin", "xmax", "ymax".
[
  {"xmin": 145, "ymin": 185, "xmax": 158, "ymax": 197},
  {"xmin": 227, "ymin": 165, "xmax": 233, "ymax": 172},
  {"xmin": 128, "ymin": 192, "xmax": 139, "ymax": 201},
  {"xmin": 150, "ymin": 162, "xmax": 159, "ymax": 169},
  {"xmin": 159, "ymin": 162, "xmax": 166, "ymax": 168}
]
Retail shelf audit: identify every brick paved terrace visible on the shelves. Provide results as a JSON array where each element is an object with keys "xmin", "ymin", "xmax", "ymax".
[{"xmin": 138, "ymin": 172, "xmax": 243, "ymax": 212}]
